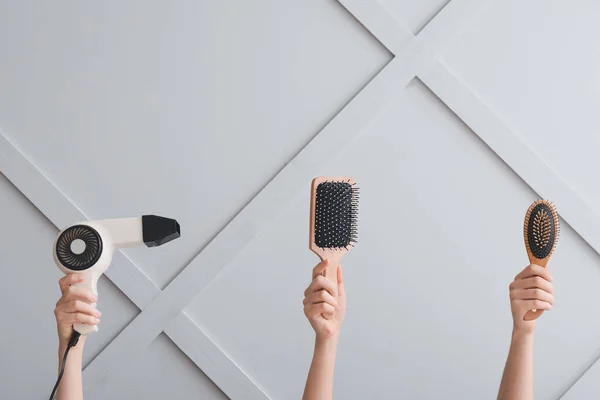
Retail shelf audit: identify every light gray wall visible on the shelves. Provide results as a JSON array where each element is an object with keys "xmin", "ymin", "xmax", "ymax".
[{"xmin": 1, "ymin": 0, "xmax": 600, "ymax": 399}]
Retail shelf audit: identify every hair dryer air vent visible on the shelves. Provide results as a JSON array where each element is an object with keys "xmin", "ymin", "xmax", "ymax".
[{"xmin": 55, "ymin": 225, "xmax": 103, "ymax": 271}]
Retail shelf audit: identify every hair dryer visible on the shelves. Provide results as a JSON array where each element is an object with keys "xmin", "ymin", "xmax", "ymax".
[{"xmin": 53, "ymin": 215, "xmax": 180, "ymax": 335}]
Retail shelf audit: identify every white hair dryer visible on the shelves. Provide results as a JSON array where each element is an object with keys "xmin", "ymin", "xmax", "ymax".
[{"xmin": 53, "ymin": 215, "xmax": 180, "ymax": 335}]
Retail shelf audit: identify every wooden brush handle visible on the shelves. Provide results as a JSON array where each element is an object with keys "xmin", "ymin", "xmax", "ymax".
[
  {"xmin": 323, "ymin": 260, "xmax": 339, "ymax": 283},
  {"xmin": 316, "ymin": 250, "xmax": 343, "ymax": 283}
]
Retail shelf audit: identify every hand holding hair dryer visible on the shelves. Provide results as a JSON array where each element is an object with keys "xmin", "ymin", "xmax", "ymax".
[{"xmin": 53, "ymin": 215, "xmax": 180, "ymax": 335}]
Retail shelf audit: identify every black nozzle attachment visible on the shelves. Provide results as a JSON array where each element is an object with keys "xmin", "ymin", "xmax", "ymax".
[{"xmin": 142, "ymin": 215, "xmax": 181, "ymax": 247}]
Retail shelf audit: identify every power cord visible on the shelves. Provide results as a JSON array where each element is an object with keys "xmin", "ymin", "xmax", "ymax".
[{"xmin": 48, "ymin": 331, "xmax": 81, "ymax": 400}]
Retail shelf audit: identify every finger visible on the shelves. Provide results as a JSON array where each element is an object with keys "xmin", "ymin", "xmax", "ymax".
[
  {"xmin": 59, "ymin": 274, "xmax": 85, "ymax": 293},
  {"xmin": 307, "ymin": 303, "xmax": 336, "ymax": 320},
  {"xmin": 65, "ymin": 312, "xmax": 100, "ymax": 326},
  {"xmin": 512, "ymin": 288, "xmax": 554, "ymax": 305},
  {"xmin": 510, "ymin": 276, "xmax": 554, "ymax": 294},
  {"xmin": 63, "ymin": 285, "xmax": 98, "ymax": 304},
  {"xmin": 515, "ymin": 264, "xmax": 552, "ymax": 282},
  {"xmin": 308, "ymin": 290, "xmax": 339, "ymax": 309},
  {"xmin": 312, "ymin": 260, "xmax": 329, "ymax": 279},
  {"xmin": 519, "ymin": 299, "xmax": 553, "ymax": 312},
  {"xmin": 337, "ymin": 265, "xmax": 345, "ymax": 297},
  {"xmin": 304, "ymin": 275, "xmax": 337, "ymax": 298},
  {"xmin": 63, "ymin": 300, "xmax": 102, "ymax": 318}
]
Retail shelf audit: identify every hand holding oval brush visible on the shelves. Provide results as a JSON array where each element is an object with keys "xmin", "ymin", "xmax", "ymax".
[
  {"xmin": 522, "ymin": 199, "xmax": 560, "ymax": 321},
  {"xmin": 309, "ymin": 176, "xmax": 359, "ymax": 282}
]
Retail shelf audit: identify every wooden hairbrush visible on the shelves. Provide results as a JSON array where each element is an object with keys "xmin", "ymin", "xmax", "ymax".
[
  {"xmin": 523, "ymin": 199, "xmax": 560, "ymax": 321},
  {"xmin": 309, "ymin": 176, "xmax": 359, "ymax": 282}
]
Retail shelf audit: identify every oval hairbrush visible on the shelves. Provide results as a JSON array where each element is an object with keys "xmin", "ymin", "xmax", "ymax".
[
  {"xmin": 309, "ymin": 176, "xmax": 359, "ymax": 281},
  {"xmin": 523, "ymin": 199, "xmax": 560, "ymax": 321}
]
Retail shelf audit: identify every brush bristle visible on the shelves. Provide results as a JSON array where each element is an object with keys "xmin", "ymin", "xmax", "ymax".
[
  {"xmin": 314, "ymin": 180, "xmax": 358, "ymax": 249},
  {"xmin": 525, "ymin": 200, "xmax": 559, "ymax": 260}
]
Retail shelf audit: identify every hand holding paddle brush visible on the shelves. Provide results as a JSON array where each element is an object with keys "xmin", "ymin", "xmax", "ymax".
[
  {"xmin": 523, "ymin": 199, "xmax": 560, "ymax": 321},
  {"xmin": 309, "ymin": 176, "xmax": 359, "ymax": 281}
]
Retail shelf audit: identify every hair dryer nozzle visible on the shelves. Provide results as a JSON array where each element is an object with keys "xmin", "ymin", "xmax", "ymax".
[{"xmin": 142, "ymin": 215, "xmax": 181, "ymax": 247}]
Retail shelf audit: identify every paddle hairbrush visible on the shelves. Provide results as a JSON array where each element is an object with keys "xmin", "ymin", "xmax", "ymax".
[
  {"xmin": 523, "ymin": 199, "xmax": 560, "ymax": 321},
  {"xmin": 309, "ymin": 176, "xmax": 359, "ymax": 281}
]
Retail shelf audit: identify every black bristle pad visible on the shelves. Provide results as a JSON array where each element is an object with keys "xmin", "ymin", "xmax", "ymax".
[
  {"xmin": 56, "ymin": 225, "xmax": 103, "ymax": 271},
  {"xmin": 527, "ymin": 203, "xmax": 556, "ymax": 259},
  {"xmin": 314, "ymin": 181, "xmax": 358, "ymax": 249}
]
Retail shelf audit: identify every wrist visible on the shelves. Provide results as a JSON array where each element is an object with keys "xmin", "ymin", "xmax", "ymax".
[
  {"xmin": 511, "ymin": 327, "xmax": 534, "ymax": 342},
  {"xmin": 59, "ymin": 333, "xmax": 87, "ymax": 352},
  {"xmin": 315, "ymin": 334, "xmax": 339, "ymax": 350}
]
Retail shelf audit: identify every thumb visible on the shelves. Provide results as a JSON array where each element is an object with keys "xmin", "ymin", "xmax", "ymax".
[{"xmin": 337, "ymin": 265, "xmax": 345, "ymax": 297}]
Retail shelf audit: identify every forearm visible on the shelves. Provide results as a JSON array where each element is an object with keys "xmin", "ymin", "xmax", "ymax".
[
  {"xmin": 498, "ymin": 330, "xmax": 534, "ymax": 400},
  {"xmin": 56, "ymin": 336, "xmax": 86, "ymax": 400},
  {"xmin": 303, "ymin": 336, "xmax": 339, "ymax": 400}
]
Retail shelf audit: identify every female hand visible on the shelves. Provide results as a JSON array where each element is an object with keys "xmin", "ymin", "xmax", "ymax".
[
  {"xmin": 54, "ymin": 274, "xmax": 101, "ymax": 345},
  {"xmin": 303, "ymin": 260, "xmax": 346, "ymax": 341},
  {"xmin": 509, "ymin": 264, "xmax": 554, "ymax": 335}
]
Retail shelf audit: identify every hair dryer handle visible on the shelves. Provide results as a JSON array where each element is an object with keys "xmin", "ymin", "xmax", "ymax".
[{"xmin": 73, "ymin": 271, "xmax": 100, "ymax": 335}]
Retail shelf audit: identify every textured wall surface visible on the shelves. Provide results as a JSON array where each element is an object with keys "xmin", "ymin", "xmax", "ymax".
[{"xmin": 1, "ymin": 1, "xmax": 600, "ymax": 399}]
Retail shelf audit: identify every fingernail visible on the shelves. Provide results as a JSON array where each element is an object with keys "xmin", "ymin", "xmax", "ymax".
[
  {"xmin": 93, "ymin": 318, "xmax": 100, "ymax": 324},
  {"xmin": 95, "ymin": 311, "xmax": 102, "ymax": 317},
  {"xmin": 92, "ymin": 296, "xmax": 98, "ymax": 302}
]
